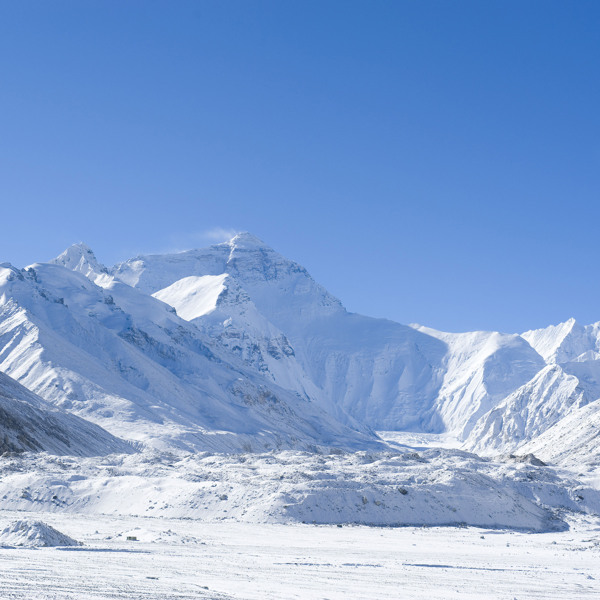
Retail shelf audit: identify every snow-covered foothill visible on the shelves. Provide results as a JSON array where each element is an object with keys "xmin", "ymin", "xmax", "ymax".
[{"xmin": 518, "ymin": 397, "xmax": 600, "ymax": 469}]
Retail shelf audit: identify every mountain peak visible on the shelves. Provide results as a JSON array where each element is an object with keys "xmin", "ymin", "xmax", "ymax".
[
  {"xmin": 564, "ymin": 317, "xmax": 578, "ymax": 328},
  {"xmin": 51, "ymin": 243, "xmax": 108, "ymax": 278},
  {"xmin": 228, "ymin": 232, "xmax": 267, "ymax": 250},
  {"xmin": 54, "ymin": 242, "xmax": 95, "ymax": 262},
  {"xmin": 521, "ymin": 317, "xmax": 591, "ymax": 364}
]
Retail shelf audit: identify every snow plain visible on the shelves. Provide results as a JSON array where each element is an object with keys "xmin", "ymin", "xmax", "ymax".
[{"xmin": 0, "ymin": 511, "xmax": 598, "ymax": 599}]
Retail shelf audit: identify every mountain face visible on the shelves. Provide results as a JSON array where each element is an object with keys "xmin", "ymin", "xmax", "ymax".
[
  {"xmin": 112, "ymin": 234, "xmax": 448, "ymax": 433},
  {"xmin": 0, "ymin": 370, "xmax": 131, "ymax": 456},
  {"xmin": 2, "ymin": 233, "xmax": 599, "ymax": 464}
]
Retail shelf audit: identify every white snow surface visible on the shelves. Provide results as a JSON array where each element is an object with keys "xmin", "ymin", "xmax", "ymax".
[
  {"xmin": 0, "ymin": 512, "xmax": 598, "ymax": 600},
  {"xmin": 152, "ymin": 274, "xmax": 228, "ymax": 320},
  {"xmin": 0, "ymin": 446, "xmax": 600, "ymax": 597}
]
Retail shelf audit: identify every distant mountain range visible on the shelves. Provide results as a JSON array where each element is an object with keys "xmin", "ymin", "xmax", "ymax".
[{"xmin": 0, "ymin": 233, "xmax": 598, "ymax": 465}]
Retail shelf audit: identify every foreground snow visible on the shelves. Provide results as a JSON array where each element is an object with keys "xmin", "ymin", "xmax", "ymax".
[
  {"xmin": 0, "ymin": 511, "xmax": 598, "ymax": 599},
  {"xmin": 0, "ymin": 440, "xmax": 598, "ymax": 598}
]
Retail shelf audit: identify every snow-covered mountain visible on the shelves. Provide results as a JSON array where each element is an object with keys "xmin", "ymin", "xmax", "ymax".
[
  {"xmin": 2, "ymin": 233, "xmax": 600, "ymax": 465},
  {"xmin": 112, "ymin": 234, "xmax": 447, "ymax": 433},
  {"xmin": 107, "ymin": 233, "xmax": 600, "ymax": 463},
  {"xmin": 0, "ymin": 259, "xmax": 381, "ymax": 453},
  {"xmin": 0, "ymin": 370, "xmax": 131, "ymax": 456},
  {"xmin": 117, "ymin": 234, "xmax": 600, "ymax": 463}
]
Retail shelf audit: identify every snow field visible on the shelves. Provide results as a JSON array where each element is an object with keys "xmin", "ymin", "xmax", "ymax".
[{"xmin": 0, "ymin": 511, "xmax": 598, "ymax": 599}]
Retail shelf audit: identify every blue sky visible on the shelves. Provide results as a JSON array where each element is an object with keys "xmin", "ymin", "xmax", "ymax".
[{"xmin": 1, "ymin": 1, "xmax": 598, "ymax": 332}]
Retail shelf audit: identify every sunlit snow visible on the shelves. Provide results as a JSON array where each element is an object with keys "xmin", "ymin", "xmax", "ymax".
[{"xmin": 153, "ymin": 274, "xmax": 228, "ymax": 320}]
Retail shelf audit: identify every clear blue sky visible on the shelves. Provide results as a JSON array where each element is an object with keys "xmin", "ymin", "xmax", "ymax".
[{"xmin": 1, "ymin": 1, "xmax": 598, "ymax": 333}]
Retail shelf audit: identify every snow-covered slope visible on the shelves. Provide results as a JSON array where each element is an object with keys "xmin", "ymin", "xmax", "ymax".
[
  {"xmin": 153, "ymin": 274, "xmax": 228, "ymax": 320},
  {"xmin": 0, "ymin": 261, "xmax": 381, "ymax": 453},
  {"xmin": 0, "ymin": 370, "xmax": 131, "ymax": 456},
  {"xmin": 465, "ymin": 364, "xmax": 588, "ymax": 454},
  {"xmin": 466, "ymin": 320, "xmax": 600, "ymax": 458},
  {"xmin": 415, "ymin": 327, "xmax": 545, "ymax": 438},
  {"xmin": 518, "ymin": 396, "xmax": 600, "ymax": 468}
]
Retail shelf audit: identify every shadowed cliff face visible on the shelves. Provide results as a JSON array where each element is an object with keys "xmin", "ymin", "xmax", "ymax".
[{"xmin": 0, "ymin": 370, "xmax": 132, "ymax": 457}]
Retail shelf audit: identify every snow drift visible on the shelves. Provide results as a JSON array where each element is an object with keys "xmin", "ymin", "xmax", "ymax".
[{"xmin": 0, "ymin": 520, "xmax": 80, "ymax": 547}]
